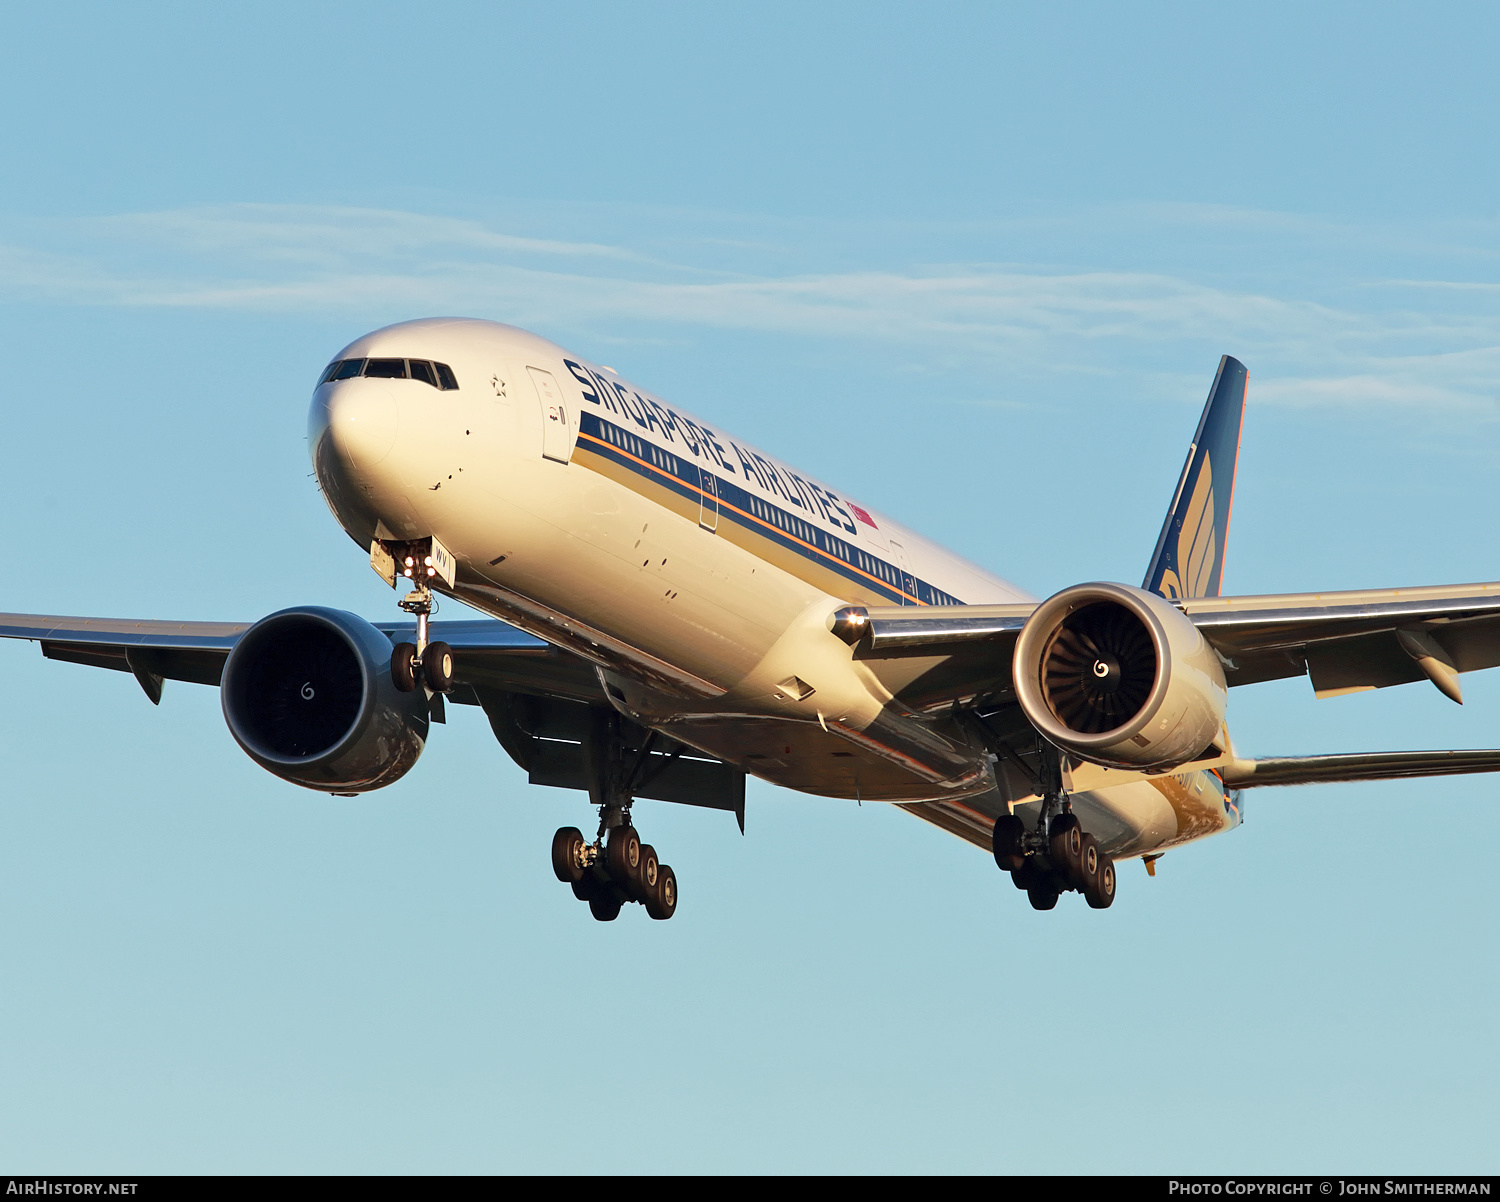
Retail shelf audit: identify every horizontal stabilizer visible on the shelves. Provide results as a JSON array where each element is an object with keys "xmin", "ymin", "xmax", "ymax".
[{"xmin": 1224, "ymin": 748, "xmax": 1500, "ymax": 789}]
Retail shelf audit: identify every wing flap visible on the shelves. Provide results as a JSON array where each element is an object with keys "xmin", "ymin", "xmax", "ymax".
[{"xmin": 41, "ymin": 642, "xmax": 131, "ymax": 673}]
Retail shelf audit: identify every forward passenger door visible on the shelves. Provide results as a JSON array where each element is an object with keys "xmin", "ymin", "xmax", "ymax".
[{"xmin": 528, "ymin": 366, "xmax": 579, "ymax": 464}]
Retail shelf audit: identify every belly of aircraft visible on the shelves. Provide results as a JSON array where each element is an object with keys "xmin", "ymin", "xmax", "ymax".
[{"xmin": 900, "ymin": 773, "xmax": 1239, "ymax": 861}]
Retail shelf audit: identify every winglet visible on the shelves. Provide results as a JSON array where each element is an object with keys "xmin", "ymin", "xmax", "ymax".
[{"xmin": 1143, "ymin": 356, "xmax": 1248, "ymax": 600}]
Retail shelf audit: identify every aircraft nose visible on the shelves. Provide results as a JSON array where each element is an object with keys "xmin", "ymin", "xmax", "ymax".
[
  {"xmin": 313, "ymin": 378, "xmax": 398, "ymax": 469},
  {"xmin": 309, "ymin": 379, "xmax": 404, "ymax": 539}
]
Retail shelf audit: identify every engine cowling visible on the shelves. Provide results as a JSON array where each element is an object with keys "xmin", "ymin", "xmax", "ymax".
[
  {"xmin": 221, "ymin": 607, "xmax": 429, "ymax": 792},
  {"xmin": 1012, "ymin": 582, "xmax": 1226, "ymax": 772}
]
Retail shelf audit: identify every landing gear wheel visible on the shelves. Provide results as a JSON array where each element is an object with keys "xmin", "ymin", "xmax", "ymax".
[
  {"xmin": 1078, "ymin": 832, "xmax": 1100, "ymax": 885},
  {"xmin": 1084, "ymin": 854, "xmax": 1117, "ymax": 909},
  {"xmin": 638, "ymin": 843, "xmax": 660, "ymax": 902},
  {"xmin": 1027, "ymin": 886, "xmax": 1060, "ymax": 911},
  {"xmin": 1011, "ymin": 856, "xmax": 1043, "ymax": 891},
  {"xmin": 646, "ymin": 864, "xmax": 678, "ymax": 920},
  {"xmin": 551, "ymin": 827, "xmax": 586, "ymax": 884},
  {"xmin": 588, "ymin": 892, "xmax": 622, "ymax": 921},
  {"xmin": 390, "ymin": 643, "xmax": 419, "ymax": 692},
  {"xmin": 422, "ymin": 641, "xmax": 454, "ymax": 693},
  {"xmin": 606, "ymin": 824, "xmax": 642, "ymax": 888},
  {"xmin": 1049, "ymin": 813, "xmax": 1083, "ymax": 887},
  {"xmin": 992, "ymin": 815, "xmax": 1026, "ymax": 873}
]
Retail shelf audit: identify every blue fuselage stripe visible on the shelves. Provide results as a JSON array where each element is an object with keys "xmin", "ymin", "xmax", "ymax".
[{"xmin": 577, "ymin": 413, "xmax": 964, "ymax": 607}]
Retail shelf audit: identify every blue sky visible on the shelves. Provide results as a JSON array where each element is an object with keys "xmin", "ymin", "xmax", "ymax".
[{"xmin": 1, "ymin": 2, "xmax": 1498, "ymax": 1173}]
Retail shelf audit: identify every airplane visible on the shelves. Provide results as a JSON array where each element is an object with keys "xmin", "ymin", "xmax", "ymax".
[{"xmin": 7, "ymin": 316, "xmax": 1500, "ymax": 920}]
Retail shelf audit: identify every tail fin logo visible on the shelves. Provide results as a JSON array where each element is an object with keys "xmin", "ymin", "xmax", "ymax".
[
  {"xmin": 1143, "ymin": 356, "xmax": 1247, "ymax": 602},
  {"xmin": 1158, "ymin": 457, "xmax": 1217, "ymax": 600}
]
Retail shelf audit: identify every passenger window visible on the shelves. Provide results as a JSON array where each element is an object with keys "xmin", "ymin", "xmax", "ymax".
[
  {"xmin": 364, "ymin": 358, "xmax": 407, "ymax": 379},
  {"xmin": 435, "ymin": 362, "xmax": 459, "ymax": 390},
  {"xmin": 409, "ymin": 360, "xmax": 438, "ymax": 387},
  {"xmin": 332, "ymin": 359, "xmax": 365, "ymax": 380}
]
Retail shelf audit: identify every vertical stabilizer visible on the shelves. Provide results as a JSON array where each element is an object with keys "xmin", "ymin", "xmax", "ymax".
[{"xmin": 1142, "ymin": 356, "xmax": 1247, "ymax": 600}]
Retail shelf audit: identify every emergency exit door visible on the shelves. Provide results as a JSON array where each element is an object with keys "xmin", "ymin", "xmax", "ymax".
[
  {"xmin": 889, "ymin": 539, "xmax": 917, "ymax": 605},
  {"xmin": 699, "ymin": 469, "xmax": 719, "ymax": 531}
]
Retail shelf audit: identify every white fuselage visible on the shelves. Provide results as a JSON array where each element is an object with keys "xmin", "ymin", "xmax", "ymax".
[{"xmin": 309, "ymin": 318, "xmax": 1240, "ymax": 860}]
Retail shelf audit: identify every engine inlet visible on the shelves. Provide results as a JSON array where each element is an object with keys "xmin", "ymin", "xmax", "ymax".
[{"xmin": 1040, "ymin": 602, "xmax": 1157, "ymax": 734}]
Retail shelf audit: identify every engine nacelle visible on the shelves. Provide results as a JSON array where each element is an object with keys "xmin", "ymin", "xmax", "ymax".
[
  {"xmin": 1012, "ymin": 582, "xmax": 1226, "ymax": 772},
  {"xmin": 221, "ymin": 607, "xmax": 429, "ymax": 792}
]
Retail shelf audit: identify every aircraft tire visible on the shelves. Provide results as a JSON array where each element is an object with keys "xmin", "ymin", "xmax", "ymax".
[
  {"xmin": 1027, "ymin": 886, "xmax": 1060, "ymax": 911},
  {"xmin": 1078, "ymin": 832, "xmax": 1100, "ymax": 885},
  {"xmin": 606, "ymin": 824, "xmax": 642, "ymax": 888},
  {"xmin": 1049, "ymin": 814, "xmax": 1084, "ymax": 887},
  {"xmin": 588, "ymin": 892, "xmax": 622, "ymax": 922},
  {"xmin": 422, "ymin": 641, "xmax": 455, "ymax": 692},
  {"xmin": 552, "ymin": 826, "xmax": 587, "ymax": 883},
  {"xmin": 646, "ymin": 864, "xmax": 678, "ymax": 920},
  {"xmin": 637, "ymin": 843, "xmax": 661, "ymax": 903},
  {"xmin": 390, "ymin": 642, "xmax": 419, "ymax": 692},
  {"xmin": 991, "ymin": 815, "xmax": 1026, "ymax": 873},
  {"xmin": 1085, "ymin": 856, "xmax": 1117, "ymax": 909}
]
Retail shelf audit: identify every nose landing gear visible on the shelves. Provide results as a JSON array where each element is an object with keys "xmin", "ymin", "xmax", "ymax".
[
  {"xmin": 374, "ymin": 536, "xmax": 457, "ymax": 698},
  {"xmin": 388, "ymin": 581, "xmax": 454, "ymax": 696}
]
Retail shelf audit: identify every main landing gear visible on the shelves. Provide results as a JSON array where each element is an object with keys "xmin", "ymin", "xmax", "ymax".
[
  {"xmin": 551, "ymin": 821, "xmax": 678, "ymax": 921},
  {"xmin": 991, "ymin": 747, "xmax": 1117, "ymax": 911},
  {"xmin": 550, "ymin": 709, "xmax": 680, "ymax": 921}
]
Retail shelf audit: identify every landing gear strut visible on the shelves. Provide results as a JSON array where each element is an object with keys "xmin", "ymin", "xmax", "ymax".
[
  {"xmin": 551, "ymin": 709, "xmax": 680, "ymax": 921},
  {"xmin": 388, "ymin": 577, "xmax": 453, "ymax": 696},
  {"xmin": 990, "ymin": 737, "xmax": 1116, "ymax": 910}
]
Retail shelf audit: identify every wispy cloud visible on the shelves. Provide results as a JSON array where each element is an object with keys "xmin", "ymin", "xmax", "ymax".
[{"xmin": 2, "ymin": 202, "xmax": 1498, "ymax": 410}]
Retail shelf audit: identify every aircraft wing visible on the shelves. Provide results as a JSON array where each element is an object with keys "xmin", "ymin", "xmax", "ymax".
[
  {"xmin": 0, "ymin": 611, "xmax": 600, "ymax": 704},
  {"xmin": 845, "ymin": 580, "xmax": 1500, "ymax": 707},
  {"xmin": 0, "ymin": 609, "xmax": 750, "ymax": 815},
  {"xmin": 1223, "ymin": 748, "xmax": 1500, "ymax": 788},
  {"xmin": 1179, "ymin": 582, "xmax": 1500, "ymax": 696}
]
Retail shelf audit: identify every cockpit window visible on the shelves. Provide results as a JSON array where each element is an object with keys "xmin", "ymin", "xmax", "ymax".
[
  {"xmin": 320, "ymin": 358, "xmax": 365, "ymax": 383},
  {"xmin": 318, "ymin": 357, "xmax": 460, "ymax": 390}
]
